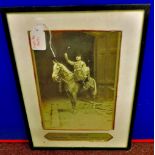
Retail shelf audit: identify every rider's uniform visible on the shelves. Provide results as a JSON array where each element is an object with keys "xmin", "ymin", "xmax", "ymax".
[
  {"xmin": 64, "ymin": 54, "xmax": 90, "ymax": 87},
  {"xmin": 73, "ymin": 60, "xmax": 89, "ymax": 82}
]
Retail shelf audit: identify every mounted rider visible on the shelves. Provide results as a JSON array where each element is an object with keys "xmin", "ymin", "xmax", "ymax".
[{"xmin": 64, "ymin": 53, "xmax": 90, "ymax": 89}]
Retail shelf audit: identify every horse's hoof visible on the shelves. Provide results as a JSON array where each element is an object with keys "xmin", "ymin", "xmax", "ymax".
[
  {"xmin": 92, "ymin": 104, "xmax": 96, "ymax": 109},
  {"xmin": 72, "ymin": 108, "xmax": 77, "ymax": 114}
]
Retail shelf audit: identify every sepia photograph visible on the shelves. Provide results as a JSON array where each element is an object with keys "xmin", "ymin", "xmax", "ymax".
[{"xmin": 29, "ymin": 30, "xmax": 121, "ymax": 133}]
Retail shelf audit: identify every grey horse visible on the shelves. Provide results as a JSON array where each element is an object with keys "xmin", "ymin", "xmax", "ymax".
[{"xmin": 52, "ymin": 61, "xmax": 97, "ymax": 111}]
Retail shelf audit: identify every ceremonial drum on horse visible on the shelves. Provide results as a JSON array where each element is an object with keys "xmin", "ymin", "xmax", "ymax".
[{"xmin": 52, "ymin": 53, "xmax": 97, "ymax": 111}]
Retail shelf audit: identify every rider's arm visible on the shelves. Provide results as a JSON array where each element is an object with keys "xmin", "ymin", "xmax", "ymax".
[{"xmin": 64, "ymin": 53, "xmax": 75, "ymax": 66}]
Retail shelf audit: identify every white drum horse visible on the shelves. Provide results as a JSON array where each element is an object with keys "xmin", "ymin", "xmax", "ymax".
[{"xmin": 52, "ymin": 61, "xmax": 97, "ymax": 110}]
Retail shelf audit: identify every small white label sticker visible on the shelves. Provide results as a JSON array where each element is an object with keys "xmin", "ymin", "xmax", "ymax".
[{"xmin": 30, "ymin": 28, "xmax": 46, "ymax": 50}]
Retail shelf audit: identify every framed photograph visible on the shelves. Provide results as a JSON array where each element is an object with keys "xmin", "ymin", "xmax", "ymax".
[{"xmin": 1, "ymin": 5, "xmax": 149, "ymax": 149}]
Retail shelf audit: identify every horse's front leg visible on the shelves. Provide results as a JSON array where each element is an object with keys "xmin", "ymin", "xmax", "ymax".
[
  {"xmin": 70, "ymin": 93, "xmax": 77, "ymax": 112},
  {"xmin": 66, "ymin": 90, "xmax": 77, "ymax": 112},
  {"xmin": 73, "ymin": 93, "xmax": 77, "ymax": 109},
  {"xmin": 66, "ymin": 82, "xmax": 79, "ymax": 112}
]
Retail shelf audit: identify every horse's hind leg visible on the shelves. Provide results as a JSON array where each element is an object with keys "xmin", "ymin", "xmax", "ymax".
[{"xmin": 89, "ymin": 90, "xmax": 95, "ymax": 109}]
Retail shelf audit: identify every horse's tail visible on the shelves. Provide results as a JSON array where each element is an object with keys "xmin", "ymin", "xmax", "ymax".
[{"xmin": 92, "ymin": 78, "xmax": 97, "ymax": 96}]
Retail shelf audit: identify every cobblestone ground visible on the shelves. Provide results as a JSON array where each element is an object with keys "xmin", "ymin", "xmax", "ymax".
[{"xmin": 41, "ymin": 97, "xmax": 115, "ymax": 130}]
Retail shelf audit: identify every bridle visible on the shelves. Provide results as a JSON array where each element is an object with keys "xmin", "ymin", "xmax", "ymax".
[{"xmin": 53, "ymin": 63, "xmax": 70, "ymax": 89}]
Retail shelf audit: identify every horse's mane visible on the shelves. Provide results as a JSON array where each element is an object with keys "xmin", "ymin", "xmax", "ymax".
[{"xmin": 58, "ymin": 62, "xmax": 73, "ymax": 75}]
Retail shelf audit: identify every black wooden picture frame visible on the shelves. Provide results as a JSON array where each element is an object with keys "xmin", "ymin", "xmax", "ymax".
[{"xmin": 0, "ymin": 5, "xmax": 150, "ymax": 149}]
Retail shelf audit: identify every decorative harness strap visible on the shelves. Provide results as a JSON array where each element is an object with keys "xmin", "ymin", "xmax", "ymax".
[{"xmin": 57, "ymin": 64, "xmax": 73, "ymax": 93}]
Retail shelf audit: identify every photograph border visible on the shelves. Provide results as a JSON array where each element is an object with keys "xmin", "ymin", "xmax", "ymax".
[{"xmin": 0, "ymin": 4, "xmax": 150, "ymax": 150}]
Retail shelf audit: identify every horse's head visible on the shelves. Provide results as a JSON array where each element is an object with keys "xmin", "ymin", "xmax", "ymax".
[{"xmin": 52, "ymin": 61, "xmax": 62, "ymax": 82}]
